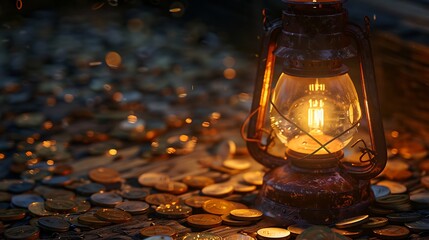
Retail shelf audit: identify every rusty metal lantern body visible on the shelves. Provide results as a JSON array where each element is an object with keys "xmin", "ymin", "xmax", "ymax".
[{"xmin": 246, "ymin": 0, "xmax": 387, "ymax": 225}]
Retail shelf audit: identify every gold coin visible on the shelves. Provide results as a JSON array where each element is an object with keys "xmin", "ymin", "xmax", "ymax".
[
  {"xmin": 234, "ymin": 183, "xmax": 257, "ymax": 193},
  {"xmin": 44, "ymin": 199, "xmax": 77, "ymax": 213},
  {"xmin": 223, "ymin": 158, "xmax": 251, "ymax": 170},
  {"xmin": 335, "ymin": 215, "xmax": 369, "ymax": 229},
  {"xmin": 230, "ymin": 208, "xmax": 263, "ymax": 221},
  {"xmin": 242, "ymin": 171, "xmax": 264, "ymax": 186},
  {"xmin": 156, "ymin": 204, "xmax": 192, "ymax": 219},
  {"xmin": 140, "ymin": 225, "xmax": 177, "ymax": 238},
  {"xmin": 202, "ymin": 199, "xmax": 236, "ymax": 215},
  {"xmin": 224, "ymin": 233, "xmax": 255, "ymax": 240},
  {"xmin": 88, "ymin": 167, "xmax": 122, "ymax": 184},
  {"xmin": 287, "ymin": 223, "xmax": 313, "ymax": 235},
  {"xmin": 95, "ymin": 208, "xmax": 132, "ymax": 223},
  {"xmin": 145, "ymin": 193, "xmax": 179, "ymax": 206},
  {"xmin": 186, "ymin": 214, "xmax": 222, "ymax": 229},
  {"xmin": 182, "ymin": 175, "xmax": 214, "ymax": 189},
  {"xmin": 78, "ymin": 213, "xmax": 112, "ymax": 226},
  {"xmin": 376, "ymin": 180, "xmax": 407, "ymax": 194},
  {"xmin": 181, "ymin": 232, "xmax": 222, "ymax": 240},
  {"xmin": 138, "ymin": 172, "xmax": 170, "ymax": 187},
  {"xmin": 28, "ymin": 202, "xmax": 55, "ymax": 217},
  {"xmin": 372, "ymin": 225, "xmax": 410, "ymax": 239},
  {"xmin": 184, "ymin": 196, "xmax": 214, "ymax": 208},
  {"xmin": 155, "ymin": 181, "xmax": 188, "ymax": 195},
  {"xmin": 201, "ymin": 183, "xmax": 234, "ymax": 197},
  {"xmin": 256, "ymin": 227, "xmax": 290, "ymax": 240},
  {"xmin": 331, "ymin": 227, "xmax": 362, "ymax": 238},
  {"xmin": 221, "ymin": 214, "xmax": 253, "ymax": 226}
]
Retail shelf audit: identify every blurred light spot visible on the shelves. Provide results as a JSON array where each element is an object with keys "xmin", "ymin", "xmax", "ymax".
[
  {"xmin": 391, "ymin": 148, "xmax": 399, "ymax": 155},
  {"xmin": 127, "ymin": 18, "xmax": 144, "ymax": 32},
  {"xmin": 42, "ymin": 140, "xmax": 54, "ymax": 148},
  {"xmin": 105, "ymin": 51, "xmax": 122, "ymax": 69},
  {"xmin": 151, "ymin": 141, "xmax": 160, "ymax": 148},
  {"xmin": 224, "ymin": 68, "xmax": 236, "ymax": 80},
  {"xmin": 239, "ymin": 92, "xmax": 251, "ymax": 101},
  {"xmin": 223, "ymin": 56, "xmax": 236, "ymax": 68},
  {"xmin": 27, "ymin": 137, "xmax": 35, "ymax": 144},
  {"xmin": 64, "ymin": 94, "xmax": 74, "ymax": 103},
  {"xmin": 391, "ymin": 131, "xmax": 399, "ymax": 138},
  {"xmin": 128, "ymin": 115, "xmax": 138, "ymax": 124},
  {"xmin": 373, "ymin": 14, "xmax": 376, "ymax": 21},
  {"xmin": 46, "ymin": 97, "xmax": 56, "ymax": 107},
  {"xmin": 0, "ymin": 153, "xmax": 5, "ymax": 160},
  {"xmin": 202, "ymin": 121, "xmax": 210, "ymax": 128},
  {"xmin": 113, "ymin": 92, "xmax": 123, "ymax": 102},
  {"xmin": 108, "ymin": 149, "xmax": 118, "ymax": 156},
  {"xmin": 167, "ymin": 147, "xmax": 176, "ymax": 154},
  {"xmin": 25, "ymin": 151, "xmax": 33, "ymax": 156},
  {"xmin": 43, "ymin": 121, "xmax": 53, "ymax": 130},
  {"xmin": 211, "ymin": 112, "xmax": 221, "ymax": 120},
  {"xmin": 185, "ymin": 118, "xmax": 192, "ymax": 124},
  {"xmin": 16, "ymin": 0, "xmax": 23, "ymax": 10},
  {"xmin": 89, "ymin": 61, "xmax": 102, "ymax": 66},
  {"xmin": 47, "ymin": 160, "xmax": 54, "ymax": 166},
  {"xmin": 177, "ymin": 87, "xmax": 187, "ymax": 98},
  {"xmin": 169, "ymin": 2, "xmax": 185, "ymax": 17},
  {"xmin": 179, "ymin": 135, "xmax": 189, "ymax": 142},
  {"xmin": 103, "ymin": 84, "xmax": 112, "ymax": 91},
  {"xmin": 92, "ymin": 2, "xmax": 105, "ymax": 10}
]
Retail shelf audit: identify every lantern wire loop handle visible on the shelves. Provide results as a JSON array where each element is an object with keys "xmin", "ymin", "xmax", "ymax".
[
  {"xmin": 241, "ymin": 107, "xmax": 266, "ymax": 143},
  {"xmin": 351, "ymin": 139, "xmax": 376, "ymax": 163}
]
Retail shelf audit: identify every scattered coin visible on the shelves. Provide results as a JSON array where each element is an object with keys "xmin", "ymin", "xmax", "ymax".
[
  {"xmin": 89, "ymin": 167, "xmax": 122, "ymax": 184},
  {"xmin": 203, "ymin": 199, "xmax": 237, "ymax": 215},
  {"xmin": 331, "ymin": 227, "xmax": 362, "ymax": 238},
  {"xmin": 372, "ymin": 225, "xmax": 410, "ymax": 239},
  {"xmin": 386, "ymin": 212, "xmax": 421, "ymax": 223},
  {"xmin": 145, "ymin": 236, "xmax": 174, "ymax": 240},
  {"xmin": 90, "ymin": 192, "xmax": 123, "ymax": 207},
  {"xmin": 120, "ymin": 188, "xmax": 150, "ymax": 200},
  {"xmin": 28, "ymin": 202, "xmax": 55, "ymax": 217},
  {"xmin": 140, "ymin": 225, "xmax": 177, "ymax": 238},
  {"xmin": 405, "ymin": 218, "xmax": 429, "ymax": 232},
  {"xmin": 145, "ymin": 193, "xmax": 179, "ymax": 206},
  {"xmin": 201, "ymin": 183, "xmax": 234, "ymax": 197},
  {"xmin": 76, "ymin": 182, "xmax": 106, "ymax": 196},
  {"xmin": 224, "ymin": 233, "xmax": 255, "ymax": 240},
  {"xmin": 182, "ymin": 175, "xmax": 214, "ymax": 189},
  {"xmin": 4, "ymin": 225, "xmax": 39, "ymax": 240},
  {"xmin": 233, "ymin": 183, "xmax": 257, "ymax": 193},
  {"xmin": 95, "ymin": 208, "xmax": 132, "ymax": 223},
  {"xmin": 242, "ymin": 171, "xmax": 264, "ymax": 186},
  {"xmin": 287, "ymin": 223, "xmax": 313, "ymax": 235},
  {"xmin": 376, "ymin": 180, "xmax": 407, "ymax": 194},
  {"xmin": 221, "ymin": 214, "xmax": 253, "ymax": 226},
  {"xmin": 116, "ymin": 201, "xmax": 150, "ymax": 215},
  {"xmin": 223, "ymin": 158, "xmax": 251, "ymax": 170},
  {"xmin": 257, "ymin": 227, "xmax": 291, "ymax": 240},
  {"xmin": 335, "ymin": 215, "xmax": 369, "ymax": 229},
  {"xmin": 11, "ymin": 194, "xmax": 44, "ymax": 208},
  {"xmin": 38, "ymin": 216, "xmax": 70, "ymax": 232},
  {"xmin": 44, "ymin": 199, "xmax": 77, "ymax": 213},
  {"xmin": 138, "ymin": 172, "xmax": 170, "ymax": 187},
  {"xmin": 181, "ymin": 232, "xmax": 222, "ymax": 240},
  {"xmin": 184, "ymin": 196, "xmax": 214, "ymax": 209},
  {"xmin": 155, "ymin": 181, "xmax": 188, "ymax": 195},
  {"xmin": 186, "ymin": 214, "xmax": 222, "ymax": 229},
  {"xmin": 371, "ymin": 185, "xmax": 391, "ymax": 199},
  {"xmin": 78, "ymin": 213, "xmax": 112, "ymax": 227},
  {"xmin": 0, "ymin": 208, "xmax": 27, "ymax": 221},
  {"xmin": 156, "ymin": 204, "xmax": 192, "ymax": 219},
  {"xmin": 230, "ymin": 208, "xmax": 263, "ymax": 221},
  {"xmin": 361, "ymin": 217, "xmax": 388, "ymax": 229}
]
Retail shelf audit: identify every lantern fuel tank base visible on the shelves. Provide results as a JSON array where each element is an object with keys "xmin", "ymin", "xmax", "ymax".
[{"xmin": 255, "ymin": 163, "xmax": 373, "ymax": 225}]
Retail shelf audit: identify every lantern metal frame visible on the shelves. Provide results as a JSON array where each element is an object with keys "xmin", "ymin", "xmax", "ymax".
[{"xmin": 244, "ymin": 0, "xmax": 387, "ymax": 225}]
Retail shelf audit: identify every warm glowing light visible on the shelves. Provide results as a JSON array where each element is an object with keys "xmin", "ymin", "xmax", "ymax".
[
  {"xmin": 42, "ymin": 141, "xmax": 53, "ymax": 148},
  {"xmin": 202, "ymin": 121, "xmax": 210, "ymax": 128},
  {"xmin": 108, "ymin": 149, "xmax": 118, "ymax": 156},
  {"xmin": 151, "ymin": 141, "xmax": 160, "ymax": 148},
  {"xmin": 128, "ymin": 115, "xmax": 138, "ymax": 124},
  {"xmin": 64, "ymin": 94, "xmax": 74, "ymax": 103},
  {"xmin": 104, "ymin": 84, "xmax": 112, "ymax": 91},
  {"xmin": 224, "ymin": 68, "xmax": 236, "ymax": 80},
  {"xmin": 105, "ymin": 51, "xmax": 122, "ymax": 69},
  {"xmin": 179, "ymin": 135, "xmax": 189, "ymax": 142},
  {"xmin": 211, "ymin": 112, "xmax": 221, "ymax": 120},
  {"xmin": 25, "ymin": 151, "xmax": 33, "ymax": 156},
  {"xmin": 89, "ymin": 61, "xmax": 102, "ymax": 66},
  {"xmin": 113, "ymin": 92, "xmax": 123, "ymax": 102},
  {"xmin": 43, "ymin": 121, "xmax": 53, "ymax": 130},
  {"xmin": 27, "ymin": 137, "xmax": 35, "ymax": 144},
  {"xmin": 185, "ymin": 118, "xmax": 192, "ymax": 124},
  {"xmin": 0, "ymin": 153, "xmax": 5, "ymax": 160},
  {"xmin": 47, "ymin": 160, "xmax": 54, "ymax": 165},
  {"xmin": 169, "ymin": 7, "xmax": 182, "ymax": 13},
  {"xmin": 167, "ymin": 147, "xmax": 176, "ymax": 154},
  {"xmin": 391, "ymin": 131, "xmax": 399, "ymax": 138}
]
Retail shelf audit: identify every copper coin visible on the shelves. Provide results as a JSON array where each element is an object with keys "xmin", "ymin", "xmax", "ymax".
[
  {"xmin": 45, "ymin": 199, "xmax": 77, "ymax": 213},
  {"xmin": 156, "ymin": 204, "xmax": 192, "ymax": 219},
  {"xmin": 138, "ymin": 172, "xmax": 170, "ymax": 187},
  {"xmin": 155, "ymin": 181, "xmax": 188, "ymax": 195},
  {"xmin": 73, "ymin": 199, "xmax": 91, "ymax": 213},
  {"xmin": 186, "ymin": 214, "xmax": 222, "ymax": 229},
  {"xmin": 230, "ymin": 208, "xmax": 263, "ymax": 221},
  {"xmin": 4, "ymin": 225, "xmax": 39, "ymax": 240},
  {"xmin": 202, "ymin": 199, "xmax": 236, "ymax": 215},
  {"xmin": 335, "ymin": 215, "xmax": 369, "ymax": 229},
  {"xmin": 331, "ymin": 227, "xmax": 362, "ymax": 238},
  {"xmin": 221, "ymin": 213, "xmax": 253, "ymax": 226},
  {"xmin": 182, "ymin": 175, "xmax": 214, "ymax": 189},
  {"xmin": 116, "ymin": 201, "xmax": 149, "ymax": 215},
  {"xmin": 201, "ymin": 183, "xmax": 234, "ymax": 197},
  {"xmin": 89, "ymin": 167, "xmax": 122, "ymax": 184},
  {"xmin": 90, "ymin": 192, "xmax": 123, "ymax": 207},
  {"xmin": 28, "ymin": 202, "xmax": 55, "ymax": 217},
  {"xmin": 256, "ymin": 227, "xmax": 291, "ymax": 240},
  {"xmin": 140, "ymin": 225, "xmax": 177, "ymax": 238},
  {"xmin": 372, "ymin": 225, "xmax": 410, "ymax": 239},
  {"xmin": 43, "ymin": 189, "xmax": 75, "ymax": 200},
  {"xmin": 181, "ymin": 232, "xmax": 222, "ymax": 240},
  {"xmin": 95, "ymin": 208, "xmax": 132, "ymax": 223},
  {"xmin": 145, "ymin": 193, "xmax": 179, "ymax": 206},
  {"xmin": 0, "ymin": 208, "xmax": 27, "ymax": 221},
  {"xmin": 78, "ymin": 213, "xmax": 112, "ymax": 227},
  {"xmin": 184, "ymin": 196, "xmax": 214, "ymax": 208},
  {"xmin": 38, "ymin": 216, "xmax": 70, "ymax": 232}
]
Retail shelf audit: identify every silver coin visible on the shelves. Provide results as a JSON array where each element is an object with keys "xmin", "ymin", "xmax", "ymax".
[{"xmin": 11, "ymin": 194, "xmax": 44, "ymax": 208}]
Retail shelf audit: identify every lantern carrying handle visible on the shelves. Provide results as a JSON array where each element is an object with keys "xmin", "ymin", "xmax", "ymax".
[{"xmin": 340, "ymin": 21, "xmax": 387, "ymax": 180}]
